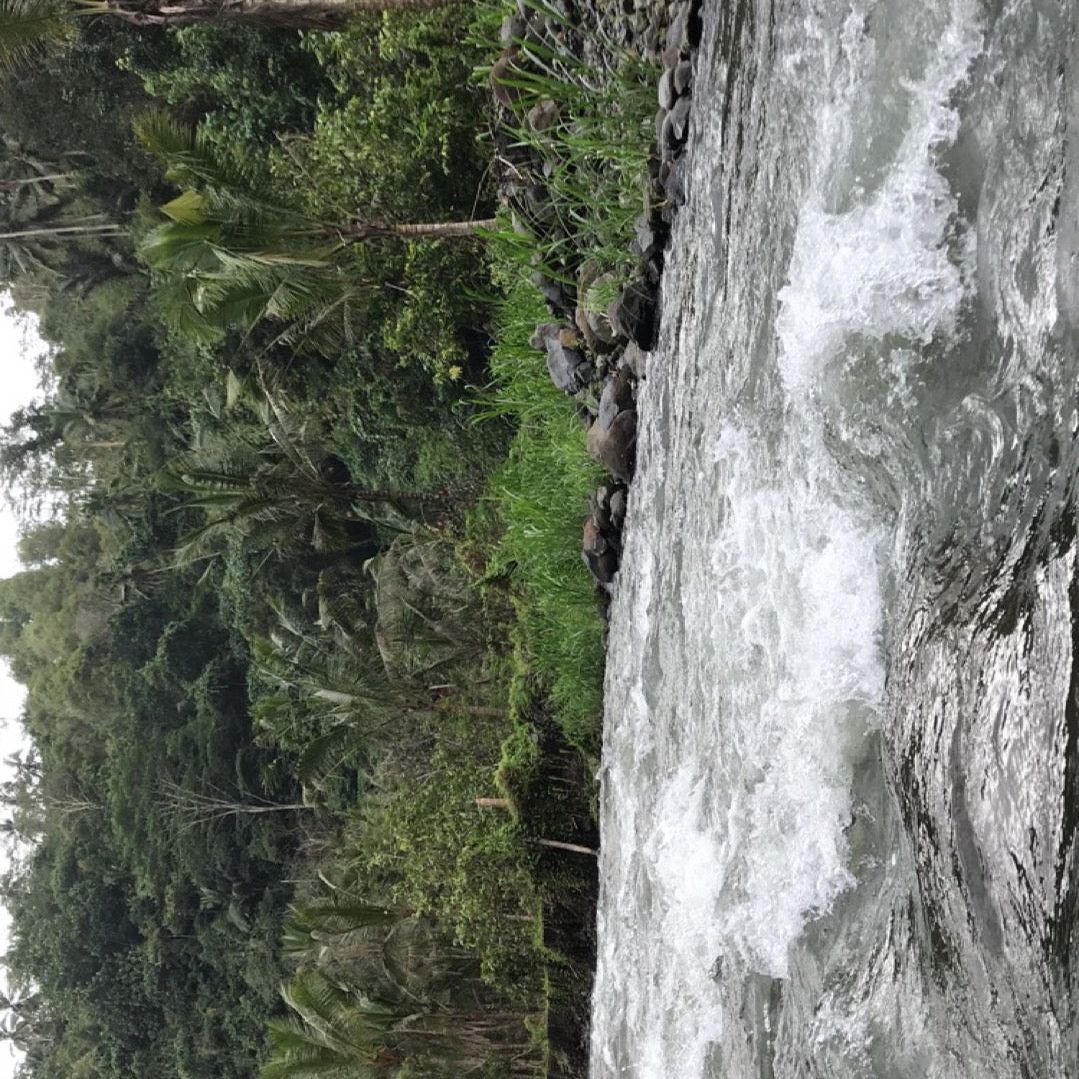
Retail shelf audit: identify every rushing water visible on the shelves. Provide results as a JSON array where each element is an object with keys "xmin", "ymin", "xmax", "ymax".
[{"xmin": 591, "ymin": 0, "xmax": 1079, "ymax": 1074}]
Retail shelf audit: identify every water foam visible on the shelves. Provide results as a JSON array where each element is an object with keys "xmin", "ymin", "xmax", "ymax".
[
  {"xmin": 593, "ymin": 1, "xmax": 986, "ymax": 1074},
  {"xmin": 777, "ymin": 1, "xmax": 983, "ymax": 393}
]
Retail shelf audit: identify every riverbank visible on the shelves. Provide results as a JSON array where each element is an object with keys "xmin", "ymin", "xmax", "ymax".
[
  {"xmin": 476, "ymin": 0, "xmax": 705, "ymax": 1069},
  {"xmin": 0, "ymin": 4, "xmax": 701, "ymax": 1075}
]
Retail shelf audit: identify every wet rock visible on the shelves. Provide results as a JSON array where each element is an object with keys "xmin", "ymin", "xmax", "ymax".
[
  {"xmin": 674, "ymin": 59, "xmax": 693, "ymax": 95},
  {"xmin": 608, "ymin": 281, "xmax": 658, "ymax": 350},
  {"xmin": 662, "ymin": 95, "xmax": 691, "ymax": 151},
  {"xmin": 587, "ymin": 408, "xmax": 637, "ymax": 483},
  {"xmin": 597, "ymin": 366, "xmax": 636, "ymax": 432},
  {"xmin": 622, "ymin": 341, "xmax": 648, "ymax": 379},
  {"xmin": 530, "ymin": 323, "xmax": 591, "ymax": 393},
  {"xmin": 658, "ymin": 67, "xmax": 676, "ymax": 110},
  {"xmin": 609, "ymin": 487, "xmax": 627, "ymax": 525}
]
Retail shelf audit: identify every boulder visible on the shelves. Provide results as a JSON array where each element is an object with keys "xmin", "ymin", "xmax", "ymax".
[
  {"xmin": 582, "ymin": 511, "xmax": 619, "ymax": 585},
  {"xmin": 662, "ymin": 95, "xmax": 691, "ymax": 151},
  {"xmin": 587, "ymin": 408, "xmax": 637, "ymax": 483},
  {"xmin": 490, "ymin": 48, "xmax": 521, "ymax": 109},
  {"xmin": 584, "ymin": 545, "xmax": 619, "ymax": 586},
  {"xmin": 609, "ymin": 487, "xmax": 627, "ymax": 525},
  {"xmin": 622, "ymin": 341, "xmax": 648, "ymax": 379},
  {"xmin": 530, "ymin": 323, "xmax": 591, "ymax": 393},
  {"xmin": 663, "ymin": 154, "xmax": 688, "ymax": 207},
  {"xmin": 674, "ymin": 59, "xmax": 693, "ymax": 95},
  {"xmin": 608, "ymin": 281, "xmax": 658, "ymax": 350},
  {"xmin": 658, "ymin": 67, "xmax": 676, "ymax": 111},
  {"xmin": 597, "ymin": 366, "xmax": 636, "ymax": 432}
]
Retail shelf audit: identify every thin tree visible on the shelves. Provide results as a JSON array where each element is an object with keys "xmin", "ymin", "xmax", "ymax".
[{"xmin": 157, "ymin": 779, "xmax": 312, "ymax": 832}]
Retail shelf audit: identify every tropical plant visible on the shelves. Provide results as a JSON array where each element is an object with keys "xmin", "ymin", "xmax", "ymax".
[
  {"xmin": 160, "ymin": 380, "xmax": 444, "ymax": 567},
  {"xmin": 0, "ymin": 0, "xmax": 71, "ymax": 70},
  {"xmin": 264, "ymin": 968, "xmax": 538, "ymax": 1078},
  {"xmin": 135, "ymin": 111, "xmax": 493, "ymax": 345},
  {"xmin": 0, "ymin": 0, "xmax": 466, "ymax": 66}
]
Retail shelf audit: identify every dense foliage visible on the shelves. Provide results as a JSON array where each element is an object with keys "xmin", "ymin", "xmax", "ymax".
[{"xmin": 0, "ymin": 2, "xmax": 655, "ymax": 1075}]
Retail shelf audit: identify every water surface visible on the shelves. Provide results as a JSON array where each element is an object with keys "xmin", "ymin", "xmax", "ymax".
[{"xmin": 592, "ymin": 0, "xmax": 1079, "ymax": 1074}]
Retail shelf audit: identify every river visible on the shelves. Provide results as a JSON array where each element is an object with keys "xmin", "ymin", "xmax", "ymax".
[{"xmin": 591, "ymin": 0, "xmax": 1079, "ymax": 1074}]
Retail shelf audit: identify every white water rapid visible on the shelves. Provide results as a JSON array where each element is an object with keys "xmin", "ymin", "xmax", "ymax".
[{"xmin": 592, "ymin": 0, "xmax": 1078, "ymax": 1075}]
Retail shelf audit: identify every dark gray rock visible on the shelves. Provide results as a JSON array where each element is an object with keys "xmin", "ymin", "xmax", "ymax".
[
  {"xmin": 583, "ymin": 512, "xmax": 619, "ymax": 585},
  {"xmin": 584, "ymin": 545, "xmax": 619, "ymax": 586},
  {"xmin": 632, "ymin": 212, "xmax": 656, "ymax": 258},
  {"xmin": 590, "ymin": 491, "xmax": 612, "ymax": 532},
  {"xmin": 622, "ymin": 341, "xmax": 648, "ymax": 378},
  {"xmin": 526, "ymin": 98, "xmax": 559, "ymax": 132},
  {"xmin": 663, "ymin": 95, "xmax": 692, "ymax": 151},
  {"xmin": 663, "ymin": 154, "xmax": 688, "ymax": 207},
  {"xmin": 587, "ymin": 408, "xmax": 637, "ymax": 482},
  {"xmin": 530, "ymin": 323, "xmax": 591, "ymax": 393},
  {"xmin": 608, "ymin": 281, "xmax": 658, "ymax": 350},
  {"xmin": 609, "ymin": 488, "xmax": 627, "ymax": 524},
  {"xmin": 531, "ymin": 272, "xmax": 574, "ymax": 316},
  {"xmin": 583, "ymin": 513, "xmax": 609, "ymax": 557},
  {"xmin": 490, "ymin": 48, "xmax": 520, "ymax": 109},
  {"xmin": 597, "ymin": 366, "xmax": 636, "ymax": 432},
  {"xmin": 674, "ymin": 59, "xmax": 693, "ymax": 95}
]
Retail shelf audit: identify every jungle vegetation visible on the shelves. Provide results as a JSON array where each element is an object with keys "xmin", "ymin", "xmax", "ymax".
[{"xmin": 0, "ymin": 3, "xmax": 655, "ymax": 1075}]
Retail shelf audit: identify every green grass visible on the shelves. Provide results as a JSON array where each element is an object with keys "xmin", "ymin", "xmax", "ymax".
[{"xmin": 476, "ymin": 276, "xmax": 606, "ymax": 755}]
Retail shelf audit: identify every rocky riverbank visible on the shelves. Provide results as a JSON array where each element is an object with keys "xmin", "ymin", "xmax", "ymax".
[{"xmin": 492, "ymin": 0, "xmax": 703, "ymax": 619}]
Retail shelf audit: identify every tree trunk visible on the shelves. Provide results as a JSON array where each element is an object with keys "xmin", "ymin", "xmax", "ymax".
[
  {"xmin": 343, "ymin": 218, "xmax": 498, "ymax": 243},
  {"xmin": 106, "ymin": 0, "xmax": 460, "ymax": 29},
  {"xmin": 0, "ymin": 223, "xmax": 121, "ymax": 241}
]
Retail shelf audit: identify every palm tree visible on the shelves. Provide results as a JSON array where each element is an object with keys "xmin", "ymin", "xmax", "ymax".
[
  {"xmin": 135, "ymin": 112, "xmax": 493, "ymax": 343},
  {"xmin": 160, "ymin": 380, "xmax": 446, "ymax": 566},
  {"xmin": 264, "ymin": 969, "xmax": 538, "ymax": 1079},
  {"xmin": 0, "ymin": 0, "xmax": 70, "ymax": 69}
]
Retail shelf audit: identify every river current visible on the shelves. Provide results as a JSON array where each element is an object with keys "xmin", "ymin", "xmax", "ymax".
[{"xmin": 591, "ymin": 0, "xmax": 1078, "ymax": 1075}]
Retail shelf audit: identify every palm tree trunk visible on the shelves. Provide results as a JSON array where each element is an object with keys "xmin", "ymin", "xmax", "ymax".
[
  {"xmin": 343, "ymin": 218, "xmax": 498, "ymax": 243},
  {"xmin": 106, "ymin": 0, "xmax": 460, "ymax": 29},
  {"xmin": 0, "ymin": 223, "xmax": 121, "ymax": 241}
]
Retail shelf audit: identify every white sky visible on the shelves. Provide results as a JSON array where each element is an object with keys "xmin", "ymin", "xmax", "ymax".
[{"xmin": 0, "ymin": 297, "xmax": 49, "ymax": 1079}]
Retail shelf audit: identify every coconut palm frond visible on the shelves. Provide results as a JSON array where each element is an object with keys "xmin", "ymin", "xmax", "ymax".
[{"xmin": 0, "ymin": 0, "xmax": 71, "ymax": 72}]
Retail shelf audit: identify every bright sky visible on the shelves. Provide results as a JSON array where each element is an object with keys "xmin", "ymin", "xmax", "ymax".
[{"xmin": 0, "ymin": 296, "xmax": 48, "ymax": 1079}]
